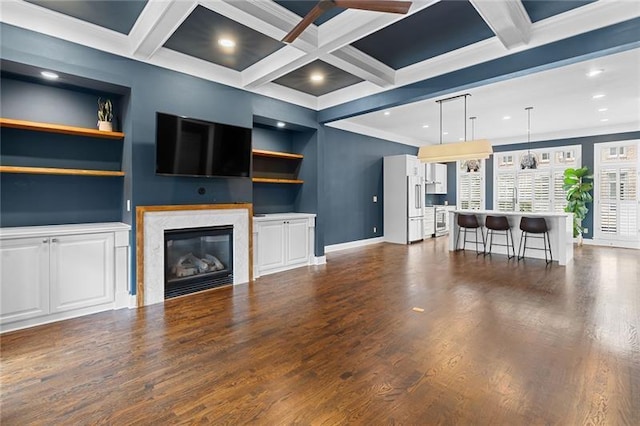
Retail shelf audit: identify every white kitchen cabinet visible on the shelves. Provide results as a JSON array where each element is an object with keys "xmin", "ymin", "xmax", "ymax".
[
  {"xmin": 0, "ymin": 223, "xmax": 130, "ymax": 332},
  {"xmin": 424, "ymin": 207, "xmax": 435, "ymax": 238},
  {"xmin": 426, "ymin": 163, "xmax": 448, "ymax": 194},
  {"xmin": 50, "ymin": 233, "xmax": 115, "ymax": 313},
  {"xmin": 0, "ymin": 237, "xmax": 50, "ymax": 324},
  {"xmin": 253, "ymin": 213, "xmax": 316, "ymax": 278}
]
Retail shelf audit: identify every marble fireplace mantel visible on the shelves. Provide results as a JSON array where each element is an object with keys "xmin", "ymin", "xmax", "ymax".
[{"xmin": 136, "ymin": 204, "xmax": 253, "ymax": 306}]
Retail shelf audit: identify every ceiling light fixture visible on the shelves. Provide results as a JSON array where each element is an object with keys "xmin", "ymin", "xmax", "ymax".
[
  {"xmin": 503, "ymin": 116, "xmax": 511, "ymax": 120},
  {"xmin": 592, "ymin": 94, "xmax": 605, "ymax": 99},
  {"xmin": 417, "ymin": 94, "xmax": 492, "ymax": 163},
  {"xmin": 276, "ymin": 121, "xmax": 286, "ymax": 128},
  {"xmin": 586, "ymin": 69, "xmax": 604, "ymax": 77},
  {"xmin": 218, "ymin": 38, "xmax": 235, "ymax": 48},
  {"xmin": 600, "ymin": 118, "xmax": 609, "ymax": 122},
  {"xmin": 598, "ymin": 108, "xmax": 608, "ymax": 112},
  {"xmin": 310, "ymin": 73, "xmax": 324, "ymax": 83},
  {"xmin": 40, "ymin": 71, "xmax": 59, "ymax": 80},
  {"xmin": 521, "ymin": 106, "xmax": 537, "ymax": 169},
  {"xmin": 384, "ymin": 111, "xmax": 390, "ymax": 116},
  {"xmin": 422, "ymin": 124, "xmax": 429, "ymax": 128}
]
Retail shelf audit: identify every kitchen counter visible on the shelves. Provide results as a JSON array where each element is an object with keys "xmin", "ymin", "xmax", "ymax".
[{"xmin": 449, "ymin": 209, "xmax": 574, "ymax": 265}]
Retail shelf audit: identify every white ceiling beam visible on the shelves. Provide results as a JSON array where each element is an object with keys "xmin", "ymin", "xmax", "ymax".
[
  {"xmin": 470, "ymin": 0, "xmax": 531, "ymax": 49},
  {"xmin": 242, "ymin": 47, "xmax": 315, "ymax": 89},
  {"xmin": 129, "ymin": 0, "xmax": 197, "ymax": 60},
  {"xmin": 323, "ymin": 46, "xmax": 396, "ymax": 88},
  {"xmin": 469, "ymin": 0, "xmax": 532, "ymax": 49}
]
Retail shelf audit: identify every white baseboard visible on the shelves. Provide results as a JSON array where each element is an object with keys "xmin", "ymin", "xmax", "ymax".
[
  {"xmin": 313, "ymin": 255, "xmax": 327, "ymax": 265},
  {"xmin": 129, "ymin": 294, "xmax": 138, "ymax": 308},
  {"xmin": 325, "ymin": 237, "xmax": 384, "ymax": 253},
  {"xmin": 578, "ymin": 237, "xmax": 640, "ymax": 250}
]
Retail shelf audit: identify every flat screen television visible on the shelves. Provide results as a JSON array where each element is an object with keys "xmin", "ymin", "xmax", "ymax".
[{"xmin": 156, "ymin": 112, "xmax": 251, "ymax": 178}]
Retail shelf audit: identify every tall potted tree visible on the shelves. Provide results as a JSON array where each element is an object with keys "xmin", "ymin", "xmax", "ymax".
[{"xmin": 563, "ymin": 166, "xmax": 593, "ymax": 245}]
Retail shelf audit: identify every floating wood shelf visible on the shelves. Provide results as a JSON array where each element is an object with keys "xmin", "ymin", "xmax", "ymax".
[
  {"xmin": 0, "ymin": 166, "xmax": 125, "ymax": 177},
  {"xmin": 0, "ymin": 117, "xmax": 125, "ymax": 140},
  {"xmin": 252, "ymin": 149, "xmax": 303, "ymax": 159},
  {"xmin": 252, "ymin": 177, "xmax": 304, "ymax": 184}
]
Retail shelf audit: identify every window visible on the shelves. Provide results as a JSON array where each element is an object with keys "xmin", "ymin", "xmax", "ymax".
[
  {"xmin": 595, "ymin": 141, "xmax": 639, "ymax": 244},
  {"xmin": 457, "ymin": 159, "xmax": 485, "ymax": 209},
  {"xmin": 494, "ymin": 145, "xmax": 581, "ymax": 213}
]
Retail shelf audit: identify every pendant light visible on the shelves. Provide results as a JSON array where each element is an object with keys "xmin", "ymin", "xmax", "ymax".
[
  {"xmin": 520, "ymin": 106, "xmax": 537, "ymax": 169},
  {"xmin": 418, "ymin": 94, "xmax": 493, "ymax": 163}
]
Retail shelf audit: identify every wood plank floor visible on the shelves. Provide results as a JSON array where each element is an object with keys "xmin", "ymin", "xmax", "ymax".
[{"xmin": 1, "ymin": 238, "xmax": 639, "ymax": 425}]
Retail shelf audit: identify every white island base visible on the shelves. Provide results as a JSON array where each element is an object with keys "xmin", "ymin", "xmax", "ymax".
[{"xmin": 449, "ymin": 210, "xmax": 574, "ymax": 265}]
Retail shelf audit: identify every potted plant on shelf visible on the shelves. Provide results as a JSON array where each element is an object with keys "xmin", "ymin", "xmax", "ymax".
[
  {"xmin": 97, "ymin": 97, "xmax": 113, "ymax": 131},
  {"xmin": 563, "ymin": 166, "xmax": 593, "ymax": 245}
]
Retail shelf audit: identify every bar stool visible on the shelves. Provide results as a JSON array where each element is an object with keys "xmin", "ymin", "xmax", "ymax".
[
  {"xmin": 484, "ymin": 215, "xmax": 515, "ymax": 259},
  {"xmin": 518, "ymin": 217, "xmax": 553, "ymax": 264},
  {"xmin": 455, "ymin": 214, "xmax": 485, "ymax": 255}
]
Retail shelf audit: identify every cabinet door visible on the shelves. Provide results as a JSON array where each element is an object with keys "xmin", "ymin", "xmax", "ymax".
[
  {"xmin": 50, "ymin": 233, "xmax": 114, "ymax": 313},
  {"xmin": 0, "ymin": 237, "xmax": 50, "ymax": 324},
  {"xmin": 286, "ymin": 219, "xmax": 310, "ymax": 265},
  {"xmin": 257, "ymin": 221, "xmax": 286, "ymax": 271}
]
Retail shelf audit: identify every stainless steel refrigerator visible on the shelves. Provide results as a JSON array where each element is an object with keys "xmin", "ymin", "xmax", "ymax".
[{"xmin": 383, "ymin": 155, "xmax": 425, "ymax": 244}]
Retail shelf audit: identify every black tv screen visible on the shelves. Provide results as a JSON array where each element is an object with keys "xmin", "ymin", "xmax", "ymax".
[{"xmin": 156, "ymin": 112, "xmax": 251, "ymax": 178}]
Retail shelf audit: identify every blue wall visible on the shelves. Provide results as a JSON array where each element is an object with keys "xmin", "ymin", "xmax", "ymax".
[{"xmin": 323, "ymin": 126, "xmax": 417, "ymax": 245}]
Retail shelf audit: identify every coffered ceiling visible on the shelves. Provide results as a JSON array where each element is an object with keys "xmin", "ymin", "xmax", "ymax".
[{"xmin": 2, "ymin": 0, "xmax": 639, "ymax": 144}]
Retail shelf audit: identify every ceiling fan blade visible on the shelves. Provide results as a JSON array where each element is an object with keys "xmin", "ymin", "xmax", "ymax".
[
  {"xmin": 282, "ymin": 3, "xmax": 334, "ymax": 43},
  {"xmin": 334, "ymin": 0, "xmax": 412, "ymax": 14}
]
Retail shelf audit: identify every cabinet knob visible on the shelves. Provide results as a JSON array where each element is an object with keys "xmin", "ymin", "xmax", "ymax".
[
  {"xmin": 42, "ymin": 238, "xmax": 48, "ymax": 243},
  {"xmin": 52, "ymin": 238, "xmax": 58, "ymax": 243}
]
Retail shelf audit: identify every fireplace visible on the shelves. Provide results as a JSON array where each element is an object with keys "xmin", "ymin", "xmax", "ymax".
[{"xmin": 164, "ymin": 225, "xmax": 233, "ymax": 298}]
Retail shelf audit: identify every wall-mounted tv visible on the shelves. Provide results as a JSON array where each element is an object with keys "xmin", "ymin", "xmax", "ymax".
[{"xmin": 156, "ymin": 112, "xmax": 252, "ymax": 178}]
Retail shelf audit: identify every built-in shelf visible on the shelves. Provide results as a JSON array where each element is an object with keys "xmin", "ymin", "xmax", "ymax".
[
  {"xmin": 252, "ymin": 177, "xmax": 304, "ymax": 184},
  {"xmin": 252, "ymin": 149, "xmax": 303, "ymax": 184},
  {"xmin": 0, "ymin": 166, "xmax": 125, "ymax": 177},
  {"xmin": 0, "ymin": 117, "xmax": 125, "ymax": 140},
  {"xmin": 252, "ymin": 149, "xmax": 303, "ymax": 160}
]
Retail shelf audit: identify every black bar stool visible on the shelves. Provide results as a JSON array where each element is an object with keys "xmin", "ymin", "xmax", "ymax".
[
  {"xmin": 484, "ymin": 215, "xmax": 515, "ymax": 259},
  {"xmin": 455, "ymin": 214, "xmax": 485, "ymax": 255},
  {"xmin": 518, "ymin": 217, "xmax": 553, "ymax": 264}
]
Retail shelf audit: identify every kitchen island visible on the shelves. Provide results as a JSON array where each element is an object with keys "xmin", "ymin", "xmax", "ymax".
[{"xmin": 449, "ymin": 210, "xmax": 574, "ymax": 265}]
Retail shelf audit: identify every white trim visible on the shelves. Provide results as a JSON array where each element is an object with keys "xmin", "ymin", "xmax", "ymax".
[
  {"xmin": 579, "ymin": 238, "xmax": 640, "ymax": 250},
  {"xmin": 325, "ymin": 237, "xmax": 384, "ymax": 253},
  {"xmin": 313, "ymin": 256, "xmax": 327, "ymax": 265},
  {"xmin": 128, "ymin": 294, "xmax": 138, "ymax": 309}
]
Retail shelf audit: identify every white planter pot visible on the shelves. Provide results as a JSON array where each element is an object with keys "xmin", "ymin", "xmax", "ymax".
[{"xmin": 98, "ymin": 121, "xmax": 113, "ymax": 132}]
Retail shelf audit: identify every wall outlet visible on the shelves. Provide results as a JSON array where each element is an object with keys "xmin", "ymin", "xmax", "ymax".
[
  {"xmin": 127, "ymin": 199, "xmax": 131, "ymax": 212},
  {"xmin": 583, "ymin": 228, "xmax": 588, "ymax": 234},
  {"xmin": 373, "ymin": 195, "xmax": 378, "ymax": 203},
  {"xmin": 373, "ymin": 226, "xmax": 377, "ymax": 233}
]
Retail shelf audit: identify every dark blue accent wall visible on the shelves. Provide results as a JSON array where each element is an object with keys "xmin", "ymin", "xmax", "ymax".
[{"xmin": 323, "ymin": 126, "xmax": 417, "ymax": 246}]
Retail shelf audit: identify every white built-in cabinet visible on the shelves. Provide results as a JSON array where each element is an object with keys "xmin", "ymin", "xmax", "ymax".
[
  {"xmin": 424, "ymin": 206, "xmax": 435, "ymax": 238},
  {"xmin": 0, "ymin": 222, "xmax": 130, "ymax": 332},
  {"xmin": 426, "ymin": 163, "xmax": 447, "ymax": 194},
  {"xmin": 253, "ymin": 213, "xmax": 316, "ymax": 278}
]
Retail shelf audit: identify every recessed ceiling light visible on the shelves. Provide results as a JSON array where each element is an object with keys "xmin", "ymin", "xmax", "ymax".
[
  {"xmin": 443, "ymin": 132, "xmax": 448, "ymax": 135},
  {"xmin": 586, "ymin": 69, "xmax": 604, "ymax": 77},
  {"xmin": 458, "ymin": 137, "xmax": 464, "ymax": 141},
  {"xmin": 218, "ymin": 38, "xmax": 235, "ymax": 48},
  {"xmin": 422, "ymin": 124, "xmax": 429, "ymax": 128},
  {"xmin": 383, "ymin": 111, "xmax": 390, "ymax": 116},
  {"xmin": 276, "ymin": 122, "xmax": 286, "ymax": 128},
  {"xmin": 40, "ymin": 71, "xmax": 59, "ymax": 80},
  {"xmin": 503, "ymin": 116, "xmax": 511, "ymax": 120},
  {"xmin": 592, "ymin": 94, "xmax": 605, "ymax": 99},
  {"xmin": 600, "ymin": 118, "xmax": 609, "ymax": 122},
  {"xmin": 310, "ymin": 73, "xmax": 324, "ymax": 83},
  {"xmin": 598, "ymin": 108, "xmax": 608, "ymax": 112}
]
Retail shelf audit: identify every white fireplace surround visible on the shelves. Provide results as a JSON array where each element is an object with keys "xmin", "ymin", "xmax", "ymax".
[{"xmin": 139, "ymin": 206, "xmax": 251, "ymax": 306}]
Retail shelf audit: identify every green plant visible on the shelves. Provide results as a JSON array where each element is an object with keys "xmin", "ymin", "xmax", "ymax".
[
  {"xmin": 563, "ymin": 166, "xmax": 593, "ymax": 237},
  {"xmin": 97, "ymin": 98, "xmax": 113, "ymax": 122}
]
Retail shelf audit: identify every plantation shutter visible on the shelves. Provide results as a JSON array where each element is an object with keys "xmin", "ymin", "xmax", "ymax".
[
  {"xmin": 553, "ymin": 171, "xmax": 567, "ymax": 212},
  {"xmin": 599, "ymin": 168, "xmax": 618, "ymax": 234},
  {"xmin": 518, "ymin": 172, "xmax": 534, "ymax": 212},
  {"xmin": 496, "ymin": 173, "xmax": 516, "ymax": 211},
  {"xmin": 459, "ymin": 174, "xmax": 471, "ymax": 209},
  {"xmin": 458, "ymin": 173, "xmax": 483, "ymax": 210},
  {"xmin": 619, "ymin": 167, "xmax": 638, "ymax": 237},
  {"xmin": 533, "ymin": 172, "xmax": 551, "ymax": 212}
]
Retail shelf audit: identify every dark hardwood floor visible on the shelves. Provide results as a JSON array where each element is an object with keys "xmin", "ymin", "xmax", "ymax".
[{"xmin": 1, "ymin": 238, "xmax": 639, "ymax": 425}]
